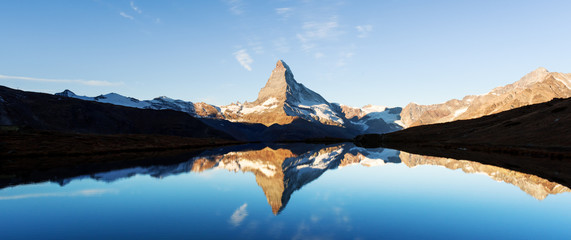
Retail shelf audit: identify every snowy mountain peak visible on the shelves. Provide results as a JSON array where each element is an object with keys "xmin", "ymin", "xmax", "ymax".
[
  {"xmin": 533, "ymin": 67, "xmax": 548, "ymax": 73},
  {"xmin": 256, "ymin": 60, "xmax": 329, "ymax": 105},
  {"xmin": 55, "ymin": 89, "xmax": 77, "ymax": 97},
  {"xmin": 275, "ymin": 59, "xmax": 291, "ymax": 72},
  {"xmin": 219, "ymin": 60, "xmax": 403, "ymax": 130},
  {"xmin": 256, "ymin": 60, "xmax": 297, "ymax": 104}
]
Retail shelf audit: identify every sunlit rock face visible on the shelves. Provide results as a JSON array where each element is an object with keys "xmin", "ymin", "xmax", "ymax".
[
  {"xmin": 220, "ymin": 60, "xmax": 345, "ymax": 126},
  {"xmin": 193, "ymin": 102, "xmax": 224, "ymax": 119},
  {"xmin": 399, "ymin": 152, "xmax": 571, "ymax": 200},
  {"xmin": 54, "ymin": 60, "xmax": 403, "ymax": 134},
  {"xmin": 401, "ymin": 68, "xmax": 571, "ymax": 127},
  {"xmin": 217, "ymin": 60, "xmax": 403, "ymax": 134}
]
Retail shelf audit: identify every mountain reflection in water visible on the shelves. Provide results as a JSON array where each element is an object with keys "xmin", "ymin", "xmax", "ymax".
[{"xmin": 50, "ymin": 143, "xmax": 569, "ymax": 214}]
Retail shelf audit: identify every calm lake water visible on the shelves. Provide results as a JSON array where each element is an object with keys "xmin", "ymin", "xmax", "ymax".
[{"xmin": 1, "ymin": 143, "xmax": 570, "ymax": 239}]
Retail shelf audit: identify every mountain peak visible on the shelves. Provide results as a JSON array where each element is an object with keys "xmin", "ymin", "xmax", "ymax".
[
  {"xmin": 533, "ymin": 67, "xmax": 549, "ymax": 73},
  {"xmin": 55, "ymin": 89, "xmax": 76, "ymax": 97},
  {"xmin": 518, "ymin": 67, "xmax": 551, "ymax": 86},
  {"xmin": 256, "ymin": 60, "xmax": 298, "ymax": 103},
  {"xmin": 275, "ymin": 60, "xmax": 291, "ymax": 72}
]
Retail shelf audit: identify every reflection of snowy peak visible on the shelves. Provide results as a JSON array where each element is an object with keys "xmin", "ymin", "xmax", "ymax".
[{"xmin": 54, "ymin": 143, "xmax": 401, "ymax": 214}]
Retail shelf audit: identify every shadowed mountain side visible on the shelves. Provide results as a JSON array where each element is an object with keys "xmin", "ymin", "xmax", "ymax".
[
  {"xmin": 383, "ymin": 97, "xmax": 571, "ymax": 153},
  {"xmin": 356, "ymin": 97, "xmax": 571, "ymax": 187},
  {"xmin": 0, "ymin": 86, "xmax": 232, "ymax": 139},
  {"xmin": 400, "ymin": 152, "xmax": 570, "ymax": 200},
  {"xmin": 217, "ymin": 60, "xmax": 402, "ymax": 134},
  {"xmin": 338, "ymin": 104, "xmax": 403, "ymax": 133},
  {"xmin": 199, "ymin": 118, "xmax": 356, "ymax": 142}
]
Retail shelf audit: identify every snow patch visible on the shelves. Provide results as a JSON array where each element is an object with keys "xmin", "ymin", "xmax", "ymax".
[
  {"xmin": 216, "ymin": 159, "xmax": 278, "ymax": 177},
  {"xmin": 453, "ymin": 107, "xmax": 468, "ymax": 118},
  {"xmin": 554, "ymin": 76, "xmax": 571, "ymax": 90}
]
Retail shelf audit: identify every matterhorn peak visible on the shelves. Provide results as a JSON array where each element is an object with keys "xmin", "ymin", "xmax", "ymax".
[
  {"xmin": 274, "ymin": 60, "xmax": 291, "ymax": 72},
  {"xmin": 255, "ymin": 60, "xmax": 299, "ymax": 103}
]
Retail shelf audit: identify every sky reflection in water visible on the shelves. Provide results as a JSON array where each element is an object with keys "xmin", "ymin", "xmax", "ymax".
[{"xmin": 1, "ymin": 143, "xmax": 570, "ymax": 239}]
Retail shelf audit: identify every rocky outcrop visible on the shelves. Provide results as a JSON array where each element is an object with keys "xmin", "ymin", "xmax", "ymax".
[
  {"xmin": 193, "ymin": 102, "xmax": 224, "ymax": 119},
  {"xmin": 401, "ymin": 68, "xmax": 571, "ymax": 127}
]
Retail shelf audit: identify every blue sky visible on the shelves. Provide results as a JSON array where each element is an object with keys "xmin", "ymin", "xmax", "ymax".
[{"xmin": 1, "ymin": 0, "xmax": 570, "ymax": 107}]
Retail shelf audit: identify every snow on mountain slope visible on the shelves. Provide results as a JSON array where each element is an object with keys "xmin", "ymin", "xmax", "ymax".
[
  {"xmin": 56, "ymin": 89, "xmax": 198, "ymax": 116},
  {"xmin": 401, "ymin": 67, "xmax": 571, "ymax": 127},
  {"xmin": 337, "ymin": 104, "xmax": 404, "ymax": 132},
  {"xmin": 220, "ymin": 60, "xmax": 347, "ymax": 126},
  {"xmin": 54, "ymin": 60, "xmax": 404, "ymax": 134}
]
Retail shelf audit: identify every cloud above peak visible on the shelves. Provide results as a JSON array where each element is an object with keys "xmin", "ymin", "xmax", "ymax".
[
  {"xmin": 356, "ymin": 25, "xmax": 373, "ymax": 38},
  {"xmin": 226, "ymin": 0, "xmax": 244, "ymax": 15},
  {"xmin": 276, "ymin": 7, "xmax": 293, "ymax": 18},
  {"xmin": 130, "ymin": 1, "xmax": 142, "ymax": 14},
  {"xmin": 119, "ymin": 12, "xmax": 134, "ymax": 20},
  {"xmin": 234, "ymin": 49, "xmax": 253, "ymax": 71},
  {"xmin": 297, "ymin": 18, "xmax": 340, "ymax": 51}
]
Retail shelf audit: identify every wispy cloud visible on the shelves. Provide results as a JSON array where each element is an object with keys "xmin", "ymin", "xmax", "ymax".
[
  {"xmin": 234, "ymin": 49, "xmax": 253, "ymax": 71},
  {"xmin": 275, "ymin": 7, "xmax": 293, "ymax": 19},
  {"xmin": 297, "ymin": 18, "xmax": 340, "ymax": 51},
  {"xmin": 0, "ymin": 189, "xmax": 118, "ymax": 200},
  {"xmin": 356, "ymin": 25, "xmax": 373, "ymax": 38},
  {"xmin": 130, "ymin": 1, "xmax": 142, "ymax": 14},
  {"xmin": 226, "ymin": 0, "xmax": 243, "ymax": 15},
  {"xmin": 248, "ymin": 40, "xmax": 264, "ymax": 54},
  {"xmin": 119, "ymin": 11, "xmax": 134, "ymax": 20},
  {"xmin": 229, "ymin": 203, "xmax": 248, "ymax": 227},
  {"xmin": 0, "ymin": 74, "xmax": 123, "ymax": 87},
  {"xmin": 337, "ymin": 51, "xmax": 354, "ymax": 67}
]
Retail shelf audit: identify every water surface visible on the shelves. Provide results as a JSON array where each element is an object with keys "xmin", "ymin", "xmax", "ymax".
[{"xmin": 1, "ymin": 143, "xmax": 570, "ymax": 239}]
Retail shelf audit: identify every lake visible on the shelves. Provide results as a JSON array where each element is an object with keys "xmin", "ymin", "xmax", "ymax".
[{"xmin": 1, "ymin": 143, "xmax": 570, "ymax": 239}]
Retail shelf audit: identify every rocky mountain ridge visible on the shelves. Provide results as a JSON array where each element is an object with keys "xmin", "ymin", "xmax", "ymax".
[
  {"xmin": 401, "ymin": 67, "xmax": 571, "ymax": 127},
  {"xmin": 56, "ymin": 60, "xmax": 403, "ymax": 135}
]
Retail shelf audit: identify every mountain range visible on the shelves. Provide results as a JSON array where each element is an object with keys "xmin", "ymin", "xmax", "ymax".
[
  {"xmin": 401, "ymin": 67, "xmax": 571, "ymax": 127},
  {"xmin": 52, "ymin": 61, "xmax": 570, "ymax": 138},
  {"xmin": 54, "ymin": 60, "xmax": 403, "ymax": 140},
  {"xmin": 1, "ymin": 59, "xmax": 570, "ymax": 149}
]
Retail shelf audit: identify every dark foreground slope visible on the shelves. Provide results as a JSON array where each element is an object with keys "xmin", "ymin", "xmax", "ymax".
[
  {"xmin": 380, "ymin": 97, "xmax": 571, "ymax": 154},
  {"xmin": 0, "ymin": 85, "xmax": 241, "ymax": 158},
  {"xmin": 355, "ymin": 97, "xmax": 571, "ymax": 187},
  {"xmin": 0, "ymin": 85, "xmax": 232, "ymax": 139}
]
